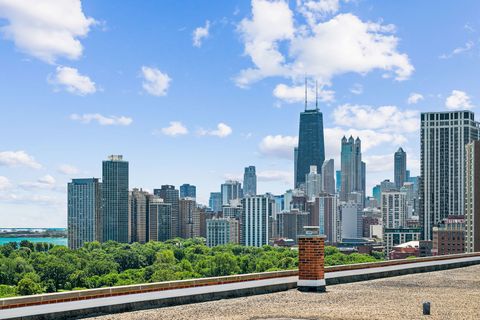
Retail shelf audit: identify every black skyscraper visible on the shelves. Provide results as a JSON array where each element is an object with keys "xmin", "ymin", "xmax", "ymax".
[{"xmin": 295, "ymin": 108, "xmax": 325, "ymax": 189}]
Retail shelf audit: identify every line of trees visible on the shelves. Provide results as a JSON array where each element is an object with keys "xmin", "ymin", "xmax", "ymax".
[{"xmin": 0, "ymin": 239, "xmax": 382, "ymax": 298}]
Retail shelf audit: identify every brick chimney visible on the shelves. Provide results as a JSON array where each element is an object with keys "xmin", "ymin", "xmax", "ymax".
[{"xmin": 297, "ymin": 226, "xmax": 326, "ymax": 292}]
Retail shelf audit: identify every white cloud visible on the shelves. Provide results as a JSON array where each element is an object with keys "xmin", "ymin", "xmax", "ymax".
[
  {"xmin": 20, "ymin": 174, "xmax": 56, "ymax": 190},
  {"xmin": 141, "ymin": 66, "xmax": 171, "ymax": 96},
  {"xmin": 236, "ymin": 3, "xmax": 414, "ymax": 90},
  {"xmin": 241, "ymin": 132, "xmax": 253, "ymax": 139},
  {"xmin": 363, "ymin": 154, "xmax": 393, "ymax": 173},
  {"xmin": 297, "ymin": 0, "xmax": 340, "ymax": 26},
  {"xmin": 0, "ymin": 0, "xmax": 96, "ymax": 63},
  {"xmin": 193, "ymin": 20, "xmax": 210, "ymax": 47},
  {"xmin": 57, "ymin": 164, "xmax": 80, "ymax": 175},
  {"xmin": 333, "ymin": 104, "xmax": 419, "ymax": 133},
  {"xmin": 0, "ymin": 193, "xmax": 62, "ymax": 206},
  {"xmin": 350, "ymin": 83, "xmax": 363, "ymax": 95},
  {"xmin": 257, "ymin": 170, "xmax": 293, "ymax": 184},
  {"xmin": 407, "ymin": 92, "xmax": 424, "ymax": 104},
  {"xmin": 198, "ymin": 123, "xmax": 233, "ymax": 138},
  {"xmin": 289, "ymin": 14, "xmax": 413, "ymax": 83},
  {"xmin": 440, "ymin": 41, "xmax": 474, "ymax": 59},
  {"xmin": 161, "ymin": 121, "xmax": 189, "ymax": 136},
  {"xmin": 445, "ymin": 90, "xmax": 474, "ymax": 110},
  {"xmin": 273, "ymin": 83, "xmax": 334, "ymax": 103},
  {"xmin": 464, "ymin": 24, "xmax": 475, "ymax": 33},
  {"xmin": 0, "ymin": 176, "xmax": 12, "ymax": 190},
  {"xmin": 235, "ymin": 0, "xmax": 295, "ymax": 87},
  {"xmin": 70, "ymin": 113, "xmax": 133, "ymax": 126},
  {"xmin": 259, "ymin": 135, "xmax": 298, "ymax": 159},
  {"xmin": 38, "ymin": 175, "xmax": 55, "ymax": 185},
  {"xmin": 0, "ymin": 151, "xmax": 41, "ymax": 169},
  {"xmin": 224, "ymin": 173, "xmax": 243, "ymax": 181},
  {"xmin": 50, "ymin": 66, "xmax": 96, "ymax": 95}
]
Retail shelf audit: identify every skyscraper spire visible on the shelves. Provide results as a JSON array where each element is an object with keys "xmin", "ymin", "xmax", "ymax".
[
  {"xmin": 315, "ymin": 80, "xmax": 318, "ymax": 110},
  {"xmin": 304, "ymin": 76, "xmax": 308, "ymax": 111}
]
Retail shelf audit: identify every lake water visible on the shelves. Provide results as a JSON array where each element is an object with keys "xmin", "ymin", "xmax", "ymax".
[{"xmin": 0, "ymin": 237, "xmax": 67, "ymax": 246}]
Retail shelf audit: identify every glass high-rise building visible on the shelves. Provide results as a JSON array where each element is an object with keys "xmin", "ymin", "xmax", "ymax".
[
  {"xmin": 321, "ymin": 159, "xmax": 335, "ymax": 195},
  {"xmin": 154, "ymin": 185, "xmax": 180, "ymax": 238},
  {"xmin": 294, "ymin": 147, "xmax": 298, "ymax": 188},
  {"xmin": 420, "ymin": 111, "xmax": 480, "ymax": 240},
  {"xmin": 243, "ymin": 166, "xmax": 257, "ymax": 196},
  {"xmin": 394, "ymin": 147, "xmax": 407, "ymax": 189},
  {"xmin": 68, "ymin": 178, "xmax": 102, "ymax": 250},
  {"xmin": 180, "ymin": 184, "xmax": 196, "ymax": 199},
  {"xmin": 209, "ymin": 192, "xmax": 222, "ymax": 213},
  {"xmin": 340, "ymin": 136, "xmax": 364, "ymax": 203},
  {"xmin": 372, "ymin": 184, "xmax": 381, "ymax": 205},
  {"xmin": 335, "ymin": 170, "xmax": 341, "ymax": 193},
  {"xmin": 305, "ymin": 165, "xmax": 322, "ymax": 200},
  {"xmin": 102, "ymin": 155, "xmax": 129, "ymax": 243},
  {"xmin": 295, "ymin": 108, "xmax": 325, "ymax": 189},
  {"xmin": 221, "ymin": 180, "xmax": 243, "ymax": 205}
]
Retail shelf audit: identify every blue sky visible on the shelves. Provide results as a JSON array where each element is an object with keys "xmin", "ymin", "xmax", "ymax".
[{"xmin": 0, "ymin": 0, "xmax": 479, "ymax": 227}]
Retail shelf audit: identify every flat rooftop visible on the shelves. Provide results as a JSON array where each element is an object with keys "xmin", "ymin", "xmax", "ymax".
[{"xmin": 88, "ymin": 264, "xmax": 480, "ymax": 320}]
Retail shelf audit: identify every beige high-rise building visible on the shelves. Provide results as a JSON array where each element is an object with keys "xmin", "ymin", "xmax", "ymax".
[
  {"xmin": 466, "ymin": 140, "xmax": 480, "ymax": 252},
  {"xmin": 128, "ymin": 188, "xmax": 149, "ymax": 244},
  {"xmin": 420, "ymin": 111, "xmax": 480, "ymax": 240},
  {"xmin": 179, "ymin": 198, "xmax": 200, "ymax": 239}
]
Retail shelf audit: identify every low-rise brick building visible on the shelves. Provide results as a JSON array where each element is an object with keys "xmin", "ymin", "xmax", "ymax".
[{"xmin": 432, "ymin": 216, "xmax": 465, "ymax": 256}]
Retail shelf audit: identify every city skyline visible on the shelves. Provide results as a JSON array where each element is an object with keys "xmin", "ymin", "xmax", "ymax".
[{"xmin": 1, "ymin": 1, "xmax": 480, "ymax": 227}]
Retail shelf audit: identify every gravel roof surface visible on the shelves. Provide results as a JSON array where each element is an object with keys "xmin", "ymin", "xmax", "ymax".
[{"xmin": 89, "ymin": 265, "xmax": 480, "ymax": 320}]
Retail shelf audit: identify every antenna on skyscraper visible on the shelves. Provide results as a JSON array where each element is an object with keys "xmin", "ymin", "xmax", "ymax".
[
  {"xmin": 304, "ymin": 75, "xmax": 308, "ymax": 111},
  {"xmin": 315, "ymin": 80, "xmax": 318, "ymax": 110}
]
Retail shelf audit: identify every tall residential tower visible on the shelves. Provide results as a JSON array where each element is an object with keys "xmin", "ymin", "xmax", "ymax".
[
  {"xmin": 101, "ymin": 155, "xmax": 129, "ymax": 243},
  {"xmin": 466, "ymin": 140, "xmax": 480, "ymax": 252},
  {"xmin": 243, "ymin": 166, "xmax": 257, "ymax": 196},
  {"xmin": 154, "ymin": 185, "xmax": 180, "ymax": 238},
  {"xmin": 241, "ymin": 195, "xmax": 274, "ymax": 247},
  {"xmin": 420, "ymin": 111, "xmax": 480, "ymax": 240},
  {"xmin": 67, "ymin": 178, "xmax": 102, "ymax": 249},
  {"xmin": 128, "ymin": 188, "xmax": 149, "ymax": 243},
  {"xmin": 394, "ymin": 147, "xmax": 407, "ymax": 189}
]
